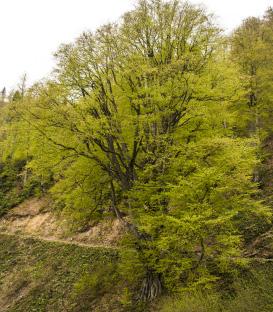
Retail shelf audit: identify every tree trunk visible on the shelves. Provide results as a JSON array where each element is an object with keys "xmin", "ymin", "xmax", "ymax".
[
  {"xmin": 110, "ymin": 181, "xmax": 162, "ymax": 301},
  {"xmin": 139, "ymin": 271, "xmax": 162, "ymax": 301}
]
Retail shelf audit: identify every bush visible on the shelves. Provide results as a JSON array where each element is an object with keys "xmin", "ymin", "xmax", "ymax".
[
  {"xmin": 225, "ymin": 265, "xmax": 273, "ymax": 312},
  {"xmin": 72, "ymin": 262, "xmax": 119, "ymax": 311},
  {"xmin": 159, "ymin": 291, "xmax": 221, "ymax": 312},
  {"xmin": 159, "ymin": 265, "xmax": 273, "ymax": 312},
  {"xmin": 0, "ymin": 158, "xmax": 47, "ymax": 216}
]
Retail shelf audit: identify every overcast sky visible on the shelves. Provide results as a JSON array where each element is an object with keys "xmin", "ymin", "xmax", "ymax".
[{"xmin": 0, "ymin": 0, "xmax": 272, "ymax": 92}]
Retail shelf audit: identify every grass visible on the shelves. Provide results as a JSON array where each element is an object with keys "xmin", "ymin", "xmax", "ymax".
[
  {"xmin": 159, "ymin": 264, "xmax": 273, "ymax": 312},
  {"xmin": 1, "ymin": 233, "xmax": 273, "ymax": 312},
  {"xmin": 0, "ymin": 233, "xmax": 119, "ymax": 312}
]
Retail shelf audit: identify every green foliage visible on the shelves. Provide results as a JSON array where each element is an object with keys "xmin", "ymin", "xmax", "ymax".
[
  {"xmin": 159, "ymin": 265, "xmax": 273, "ymax": 312},
  {"xmin": 226, "ymin": 265, "xmax": 273, "ymax": 312},
  {"xmin": 231, "ymin": 8, "xmax": 273, "ymax": 137},
  {"xmin": 72, "ymin": 262, "xmax": 119, "ymax": 311},
  {"xmin": 49, "ymin": 157, "xmax": 111, "ymax": 228},
  {"xmin": 127, "ymin": 135, "xmax": 270, "ymax": 292},
  {"xmin": 159, "ymin": 291, "xmax": 221, "ymax": 312},
  {"xmin": 0, "ymin": 158, "xmax": 40, "ymax": 216}
]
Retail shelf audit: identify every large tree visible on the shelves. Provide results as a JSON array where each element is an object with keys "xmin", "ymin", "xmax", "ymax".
[{"xmin": 3, "ymin": 0, "xmax": 270, "ymax": 301}]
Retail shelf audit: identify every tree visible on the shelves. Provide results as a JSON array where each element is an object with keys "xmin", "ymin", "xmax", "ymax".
[
  {"xmin": 0, "ymin": 87, "xmax": 6, "ymax": 103},
  {"xmin": 3, "ymin": 0, "xmax": 270, "ymax": 301},
  {"xmin": 231, "ymin": 8, "xmax": 273, "ymax": 137}
]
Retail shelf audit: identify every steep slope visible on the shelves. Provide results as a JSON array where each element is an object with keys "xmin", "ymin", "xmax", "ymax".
[
  {"xmin": 0, "ymin": 233, "xmax": 120, "ymax": 312},
  {"xmin": 0, "ymin": 198, "xmax": 129, "ymax": 312},
  {"xmin": 0, "ymin": 198, "xmax": 125, "ymax": 248}
]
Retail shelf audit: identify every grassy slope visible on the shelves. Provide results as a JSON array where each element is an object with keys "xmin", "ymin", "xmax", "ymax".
[
  {"xmin": 1, "ymin": 234, "xmax": 273, "ymax": 312},
  {"xmin": 0, "ymin": 233, "xmax": 120, "ymax": 312}
]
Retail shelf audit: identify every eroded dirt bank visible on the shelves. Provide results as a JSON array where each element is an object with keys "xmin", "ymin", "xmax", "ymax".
[{"xmin": 0, "ymin": 198, "xmax": 125, "ymax": 248}]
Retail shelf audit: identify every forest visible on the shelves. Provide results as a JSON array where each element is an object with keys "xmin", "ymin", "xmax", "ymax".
[{"xmin": 0, "ymin": 0, "xmax": 273, "ymax": 311}]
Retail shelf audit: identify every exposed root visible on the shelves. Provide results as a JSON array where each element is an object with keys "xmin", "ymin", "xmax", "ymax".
[{"xmin": 139, "ymin": 272, "xmax": 162, "ymax": 301}]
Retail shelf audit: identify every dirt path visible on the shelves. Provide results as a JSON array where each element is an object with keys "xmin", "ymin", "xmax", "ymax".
[{"xmin": 0, "ymin": 231, "xmax": 119, "ymax": 250}]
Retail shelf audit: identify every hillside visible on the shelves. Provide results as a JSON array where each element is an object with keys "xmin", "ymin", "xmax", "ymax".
[
  {"xmin": 1, "ymin": 223, "xmax": 273, "ymax": 312},
  {"xmin": 0, "ymin": 198, "xmax": 124, "ymax": 248},
  {"xmin": 1, "ymin": 199, "xmax": 273, "ymax": 312},
  {"xmin": 0, "ymin": 232, "xmax": 119, "ymax": 312},
  {"xmin": 0, "ymin": 200, "xmax": 125, "ymax": 312}
]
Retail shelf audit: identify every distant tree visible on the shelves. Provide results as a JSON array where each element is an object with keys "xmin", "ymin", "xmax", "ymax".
[
  {"xmin": 1, "ymin": 87, "xmax": 6, "ymax": 102},
  {"xmin": 231, "ymin": 8, "xmax": 273, "ymax": 136},
  {"xmin": 11, "ymin": 90, "xmax": 22, "ymax": 102},
  {"xmin": 18, "ymin": 73, "xmax": 27, "ymax": 98}
]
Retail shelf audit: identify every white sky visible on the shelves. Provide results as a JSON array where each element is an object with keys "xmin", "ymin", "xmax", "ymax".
[{"xmin": 0, "ymin": 0, "xmax": 272, "ymax": 92}]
